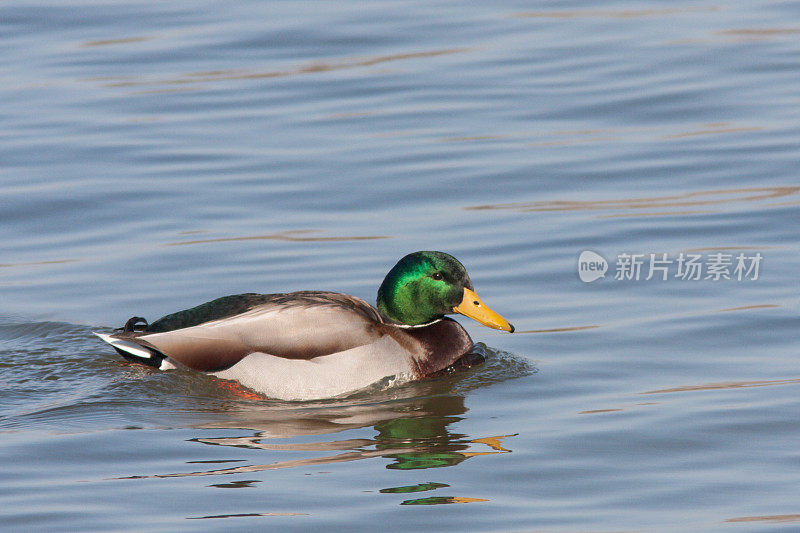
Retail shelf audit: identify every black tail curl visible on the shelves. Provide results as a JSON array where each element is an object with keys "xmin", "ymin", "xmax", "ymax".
[{"xmin": 116, "ymin": 316, "xmax": 149, "ymax": 333}]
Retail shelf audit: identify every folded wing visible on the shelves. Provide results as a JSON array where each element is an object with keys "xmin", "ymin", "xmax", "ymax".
[{"xmin": 100, "ymin": 291, "xmax": 386, "ymax": 372}]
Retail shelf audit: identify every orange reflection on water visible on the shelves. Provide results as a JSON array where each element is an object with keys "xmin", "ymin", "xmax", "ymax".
[
  {"xmin": 400, "ymin": 496, "xmax": 488, "ymax": 505},
  {"xmin": 719, "ymin": 28, "xmax": 800, "ymax": 37},
  {"xmin": 715, "ymin": 304, "xmax": 780, "ymax": 313},
  {"xmin": 726, "ymin": 514, "xmax": 800, "ymax": 524},
  {"xmin": 466, "ymin": 186, "xmax": 800, "ymax": 217},
  {"xmin": 470, "ymin": 435, "xmax": 515, "ymax": 452},
  {"xmin": 0, "ymin": 258, "xmax": 80, "ymax": 269},
  {"xmin": 164, "ymin": 229, "xmax": 390, "ymax": 246},
  {"xmin": 440, "ymin": 121, "xmax": 763, "ymax": 148},
  {"xmin": 662, "ymin": 125, "xmax": 762, "ymax": 139},
  {"xmin": 672, "ymin": 27, "xmax": 800, "ymax": 45},
  {"xmin": 81, "ymin": 36, "xmax": 154, "ymax": 47},
  {"xmin": 598, "ymin": 210, "xmax": 715, "ymax": 218},
  {"xmin": 511, "ymin": 7, "xmax": 718, "ymax": 19},
  {"xmin": 643, "ymin": 378, "xmax": 800, "ymax": 395},
  {"xmin": 516, "ymin": 325, "xmax": 602, "ymax": 334},
  {"xmin": 686, "ymin": 245, "xmax": 775, "ymax": 252},
  {"xmin": 92, "ymin": 48, "xmax": 470, "ymax": 89},
  {"xmin": 579, "ymin": 408, "xmax": 623, "ymax": 414}
]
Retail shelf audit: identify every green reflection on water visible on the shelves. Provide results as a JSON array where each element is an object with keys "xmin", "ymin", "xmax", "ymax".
[
  {"xmin": 400, "ymin": 496, "xmax": 489, "ymax": 505},
  {"xmin": 379, "ymin": 482, "xmax": 449, "ymax": 494}
]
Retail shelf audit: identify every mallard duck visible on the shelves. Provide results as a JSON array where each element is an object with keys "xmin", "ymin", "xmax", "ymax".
[{"xmin": 95, "ymin": 251, "xmax": 513, "ymax": 400}]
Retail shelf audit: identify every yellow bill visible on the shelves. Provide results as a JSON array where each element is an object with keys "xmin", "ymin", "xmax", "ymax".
[{"xmin": 453, "ymin": 288, "xmax": 514, "ymax": 332}]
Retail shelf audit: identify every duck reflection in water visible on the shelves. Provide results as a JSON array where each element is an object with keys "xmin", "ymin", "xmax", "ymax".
[
  {"xmin": 174, "ymin": 392, "xmax": 514, "ymax": 475},
  {"xmin": 118, "ymin": 350, "xmax": 530, "ymax": 481}
]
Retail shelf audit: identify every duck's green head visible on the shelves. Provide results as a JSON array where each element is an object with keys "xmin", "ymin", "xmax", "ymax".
[{"xmin": 377, "ymin": 251, "xmax": 514, "ymax": 332}]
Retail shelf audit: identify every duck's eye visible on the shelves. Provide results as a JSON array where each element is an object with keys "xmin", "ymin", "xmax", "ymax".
[{"xmin": 431, "ymin": 272, "xmax": 444, "ymax": 281}]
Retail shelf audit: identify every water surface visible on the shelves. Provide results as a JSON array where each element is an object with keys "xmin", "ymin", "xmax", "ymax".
[{"xmin": 2, "ymin": 1, "xmax": 800, "ymax": 530}]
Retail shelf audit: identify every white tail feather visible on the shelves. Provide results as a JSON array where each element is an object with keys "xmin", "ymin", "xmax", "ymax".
[{"xmin": 94, "ymin": 332, "xmax": 153, "ymax": 359}]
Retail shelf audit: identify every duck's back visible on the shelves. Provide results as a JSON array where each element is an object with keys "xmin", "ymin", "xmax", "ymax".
[
  {"xmin": 108, "ymin": 291, "xmax": 385, "ymax": 371},
  {"xmin": 145, "ymin": 291, "xmax": 381, "ymax": 333}
]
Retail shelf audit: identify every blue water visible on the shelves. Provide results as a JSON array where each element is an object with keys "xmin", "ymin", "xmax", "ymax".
[{"xmin": 2, "ymin": 1, "xmax": 800, "ymax": 530}]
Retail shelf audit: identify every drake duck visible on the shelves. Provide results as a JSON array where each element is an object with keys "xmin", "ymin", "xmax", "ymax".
[{"xmin": 95, "ymin": 251, "xmax": 513, "ymax": 400}]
